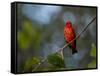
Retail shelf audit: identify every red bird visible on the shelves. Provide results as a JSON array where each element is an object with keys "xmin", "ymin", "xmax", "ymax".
[{"xmin": 64, "ymin": 21, "xmax": 77, "ymax": 54}]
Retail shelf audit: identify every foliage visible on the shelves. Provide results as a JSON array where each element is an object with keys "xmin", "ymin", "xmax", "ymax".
[
  {"xmin": 87, "ymin": 43, "xmax": 96, "ymax": 68},
  {"xmin": 47, "ymin": 53, "xmax": 65, "ymax": 68},
  {"xmin": 18, "ymin": 31, "xmax": 30, "ymax": 49},
  {"xmin": 23, "ymin": 57, "xmax": 40, "ymax": 72},
  {"xmin": 90, "ymin": 43, "xmax": 96, "ymax": 57},
  {"xmin": 17, "ymin": 18, "xmax": 41, "ymax": 50}
]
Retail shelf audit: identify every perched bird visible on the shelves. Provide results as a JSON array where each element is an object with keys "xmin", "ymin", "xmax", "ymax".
[{"xmin": 64, "ymin": 21, "xmax": 77, "ymax": 54}]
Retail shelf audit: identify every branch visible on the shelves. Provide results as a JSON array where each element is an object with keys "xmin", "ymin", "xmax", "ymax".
[
  {"xmin": 32, "ymin": 16, "xmax": 96, "ymax": 72},
  {"xmin": 60, "ymin": 16, "xmax": 96, "ymax": 52}
]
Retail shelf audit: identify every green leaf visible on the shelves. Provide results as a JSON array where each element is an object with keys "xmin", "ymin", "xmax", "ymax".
[
  {"xmin": 17, "ymin": 32, "xmax": 30, "ymax": 49},
  {"xmin": 18, "ymin": 18, "xmax": 42, "ymax": 50},
  {"xmin": 87, "ymin": 43, "xmax": 96, "ymax": 68},
  {"xmin": 22, "ymin": 19, "xmax": 35, "ymax": 37},
  {"xmin": 47, "ymin": 53, "xmax": 65, "ymax": 68},
  {"xmin": 24, "ymin": 57, "xmax": 40, "ymax": 71},
  {"xmin": 87, "ymin": 59, "xmax": 96, "ymax": 68},
  {"xmin": 22, "ymin": 19, "xmax": 42, "ymax": 50},
  {"xmin": 90, "ymin": 43, "xmax": 96, "ymax": 57}
]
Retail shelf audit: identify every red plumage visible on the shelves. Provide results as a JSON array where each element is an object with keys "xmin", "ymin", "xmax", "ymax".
[{"xmin": 64, "ymin": 21, "xmax": 77, "ymax": 54}]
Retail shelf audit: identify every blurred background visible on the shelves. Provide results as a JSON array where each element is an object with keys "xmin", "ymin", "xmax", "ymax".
[{"xmin": 17, "ymin": 3, "xmax": 97, "ymax": 73}]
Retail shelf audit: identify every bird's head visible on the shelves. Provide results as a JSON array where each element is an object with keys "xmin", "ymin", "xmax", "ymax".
[{"xmin": 66, "ymin": 21, "xmax": 72, "ymax": 28}]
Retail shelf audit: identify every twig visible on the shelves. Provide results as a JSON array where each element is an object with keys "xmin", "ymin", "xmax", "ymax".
[
  {"xmin": 32, "ymin": 16, "xmax": 96, "ymax": 72},
  {"xmin": 60, "ymin": 49, "xmax": 64, "ymax": 59},
  {"xmin": 32, "ymin": 59, "xmax": 46, "ymax": 72}
]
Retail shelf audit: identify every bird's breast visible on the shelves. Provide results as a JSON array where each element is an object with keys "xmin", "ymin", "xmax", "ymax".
[{"xmin": 64, "ymin": 27, "xmax": 75, "ymax": 42}]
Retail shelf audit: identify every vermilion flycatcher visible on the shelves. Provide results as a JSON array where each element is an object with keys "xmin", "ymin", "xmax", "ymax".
[{"xmin": 64, "ymin": 21, "xmax": 77, "ymax": 54}]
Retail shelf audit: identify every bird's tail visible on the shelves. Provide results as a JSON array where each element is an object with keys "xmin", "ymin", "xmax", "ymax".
[{"xmin": 72, "ymin": 49, "xmax": 77, "ymax": 54}]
